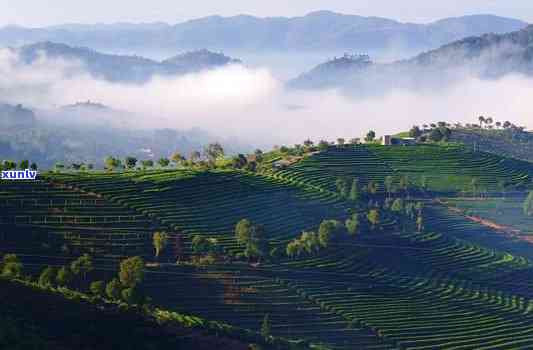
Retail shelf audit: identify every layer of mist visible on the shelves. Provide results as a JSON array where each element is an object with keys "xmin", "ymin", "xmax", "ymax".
[{"xmin": 1, "ymin": 46, "xmax": 533, "ymax": 167}]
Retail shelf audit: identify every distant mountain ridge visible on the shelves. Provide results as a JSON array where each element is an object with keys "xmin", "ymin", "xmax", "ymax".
[
  {"xmin": 13, "ymin": 42, "xmax": 242, "ymax": 83},
  {"xmin": 289, "ymin": 24, "xmax": 533, "ymax": 93},
  {"xmin": 0, "ymin": 12, "xmax": 527, "ymax": 52}
]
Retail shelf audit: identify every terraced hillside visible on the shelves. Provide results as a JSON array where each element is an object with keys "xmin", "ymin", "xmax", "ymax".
[
  {"xmin": 0, "ymin": 180, "xmax": 159, "ymax": 257},
  {"xmin": 270, "ymin": 144, "xmax": 533, "ymax": 193},
  {"xmin": 46, "ymin": 169, "xmax": 347, "ymax": 253},
  {"xmin": 5, "ymin": 152, "xmax": 533, "ymax": 349}
]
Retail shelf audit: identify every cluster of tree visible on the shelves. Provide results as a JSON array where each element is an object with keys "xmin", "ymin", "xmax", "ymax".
[
  {"xmin": 1, "ymin": 252, "xmax": 146, "ymax": 305},
  {"xmin": 335, "ymin": 175, "xmax": 416, "ymax": 203},
  {"xmin": 0, "ymin": 160, "xmax": 38, "ymax": 171},
  {"xmin": 230, "ymin": 149, "xmax": 264, "ymax": 172},
  {"xmin": 1, "ymin": 254, "xmax": 23, "ymax": 278},
  {"xmin": 286, "ymin": 219, "xmax": 361, "ymax": 258},
  {"xmin": 235, "ymin": 219, "xmax": 269, "ymax": 262},
  {"xmin": 409, "ymin": 122, "xmax": 452, "ymax": 142},
  {"xmin": 383, "ymin": 198, "xmax": 425, "ymax": 232}
]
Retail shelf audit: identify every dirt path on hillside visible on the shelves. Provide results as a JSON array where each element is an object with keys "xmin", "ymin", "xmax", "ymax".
[{"xmin": 436, "ymin": 199, "xmax": 533, "ymax": 244}]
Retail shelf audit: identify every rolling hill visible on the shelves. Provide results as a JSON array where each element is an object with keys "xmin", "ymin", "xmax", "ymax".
[
  {"xmin": 14, "ymin": 42, "xmax": 242, "ymax": 83},
  {"xmin": 5, "ymin": 141, "xmax": 533, "ymax": 348},
  {"xmin": 289, "ymin": 24, "xmax": 533, "ymax": 93},
  {"xmin": 0, "ymin": 12, "xmax": 527, "ymax": 53}
]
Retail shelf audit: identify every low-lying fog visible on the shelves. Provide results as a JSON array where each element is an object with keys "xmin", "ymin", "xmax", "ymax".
[{"xmin": 1, "ymin": 48, "xmax": 532, "ymax": 151}]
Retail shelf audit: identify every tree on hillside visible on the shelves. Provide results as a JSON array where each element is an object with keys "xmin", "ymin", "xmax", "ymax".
[
  {"xmin": 365, "ymin": 130, "xmax": 376, "ymax": 143},
  {"xmin": 158, "ymin": 158, "xmax": 170, "ymax": 168},
  {"xmin": 523, "ymin": 191, "xmax": 533, "ymax": 216},
  {"xmin": 1, "ymin": 254, "xmax": 23, "ymax": 278},
  {"xmin": 204, "ymin": 143, "xmax": 224, "ymax": 166},
  {"xmin": 189, "ymin": 151, "xmax": 201, "ymax": 164},
  {"xmin": 19, "ymin": 159, "xmax": 29, "ymax": 169},
  {"xmin": 349, "ymin": 178, "xmax": 361, "ymax": 202},
  {"xmin": 153, "ymin": 231, "xmax": 169, "ymax": 258},
  {"xmin": 104, "ymin": 156, "xmax": 120, "ymax": 171},
  {"xmin": 231, "ymin": 154, "xmax": 248, "ymax": 169},
  {"xmin": 119, "ymin": 256, "xmax": 145, "ymax": 288},
  {"xmin": 337, "ymin": 138, "xmax": 345, "ymax": 147},
  {"xmin": 318, "ymin": 220, "xmax": 344, "ymax": 248},
  {"xmin": 336, "ymin": 178, "xmax": 349, "ymax": 198},
  {"xmin": 30, "ymin": 162, "xmax": 38, "ymax": 171},
  {"xmin": 367, "ymin": 209, "xmax": 381, "ymax": 231},
  {"xmin": 235, "ymin": 219, "xmax": 253, "ymax": 246},
  {"xmin": 391, "ymin": 198, "xmax": 404, "ymax": 214},
  {"xmin": 478, "ymin": 116, "xmax": 485, "ymax": 128},
  {"xmin": 171, "ymin": 151, "xmax": 185, "ymax": 165},
  {"xmin": 125, "ymin": 156, "xmax": 137, "ymax": 169},
  {"xmin": 345, "ymin": 214, "xmax": 361, "ymax": 236},
  {"xmin": 246, "ymin": 225, "xmax": 269, "ymax": 262}
]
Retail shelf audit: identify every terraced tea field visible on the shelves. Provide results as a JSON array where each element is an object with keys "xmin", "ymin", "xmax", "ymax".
[
  {"xmin": 0, "ymin": 180, "xmax": 158, "ymax": 256},
  {"xmin": 5, "ymin": 143, "xmax": 533, "ymax": 349},
  {"xmin": 45, "ymin": 169, "xmax": 348, "ymax": 253},
  {"xmin": 270, "ymin": 144, "xmax": 533, "ymax": 193}
]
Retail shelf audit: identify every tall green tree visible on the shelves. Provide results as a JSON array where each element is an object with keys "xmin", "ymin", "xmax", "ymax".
[
  {"xmin": 349, "ymin": 178, "xmax": 361, "ymax": 202},
  {"xmin": 367, "ymin": 209, "xmax": 381, "ymax": 231},
  {"xmin": 235, "ymin": 219, "xmax": 253, "ymax": 246},
  {"xmin": 125, "ymin": 156, "xmax": 137, "ymax": 169},
  {"xmin": 158, "ymin": 158, "xmax": 170, "ymax": 168},
  {"xmin": 204, "ymin": 143, "xmax": 224, "ymax": 166},
  {"xmin": 119, "ymin": 256, "xmax": 145, "ymax": 288},
  {"xmin": 345, "ymin": 214, "xmax": 360, "ymax": 236},
  {"xmin": 335, "ymin": 178, "xmax": 349, "ymax": 198}
]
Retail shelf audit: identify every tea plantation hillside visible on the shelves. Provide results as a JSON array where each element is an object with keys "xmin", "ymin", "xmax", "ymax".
[
  {"xmin": 44, "ymin": 169, "xmax": 349, "ymax": 254},
  {"xmin": 270, "ymin": 144, "xmax": 533, "ymax": 193},
  {"xmin": 5, "ymin": 143, "xmax": 533, "ymax": 349}
]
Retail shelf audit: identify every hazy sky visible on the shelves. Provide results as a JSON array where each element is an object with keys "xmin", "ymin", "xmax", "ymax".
[{"xmin": 1, "ymin": 0, "xmax": 533, "ymax": 27}]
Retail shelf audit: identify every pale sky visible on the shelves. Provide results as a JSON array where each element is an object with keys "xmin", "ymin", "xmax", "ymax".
[{"xmin": 1, "ymin": 0, "xmax": 532, "ymax": 27}]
